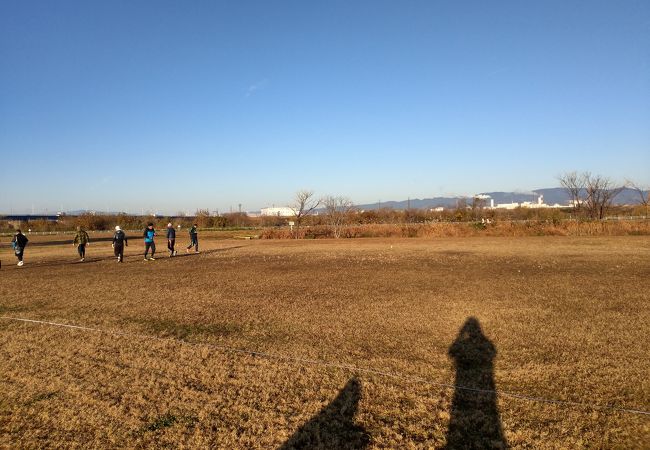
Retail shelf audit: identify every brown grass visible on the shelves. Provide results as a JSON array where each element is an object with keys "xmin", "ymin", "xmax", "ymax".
[
  {"xmin": 261, "ymin": 220, "xmax": 650, "ymax": 239},
  {"xmin": 1, "ymin": 234, "xmax": 649, "ymax": 448}
]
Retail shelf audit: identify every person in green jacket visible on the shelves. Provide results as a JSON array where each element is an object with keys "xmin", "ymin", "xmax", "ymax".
[
  {"xmin": 73, "ymin": 226, "xmax": 90, "ymax": 261},
  {"xmin": 186, "ymin": 224, "xmax": 199, "ymax": 253}
]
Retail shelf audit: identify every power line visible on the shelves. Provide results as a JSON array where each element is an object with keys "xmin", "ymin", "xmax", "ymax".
[{"xmin": 1, "ymin": 315, "xmax": 649, "ymax": 417}]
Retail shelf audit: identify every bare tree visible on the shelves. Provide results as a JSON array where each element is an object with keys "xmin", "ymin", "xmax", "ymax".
[
  {"xmin": 323, "ymin": 196, "xmax": 355, "ymax": 238},
  {"xmin": 292, "ymin": 190, "xmax": 321, "ymax": 238},
  {"xmin": 583, "ymin": 174, "xmax": 624, "ymax": 219},
  {"xmin": 626, "ymin": 179, "xmax": 649, "ymax": 217},
  {"xmin": 453, "ymin": 198, "xmax": 468, "ymax": 221},
  {"xmin": 471, "ymin": 196, "xmax": 487, "ymax": 220},
  {"xmin": 560, "ymin": 171, "xmax": 624, "ymax": 219},
  {"xmin": 194, "ymin": 209, "xmax": 213, "ymax": 227},
  {"xmin": 558, "ymin": 171, "xmax": 587, "ymax": 210}
]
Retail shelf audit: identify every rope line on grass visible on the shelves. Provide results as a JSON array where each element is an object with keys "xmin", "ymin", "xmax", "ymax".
[{"xmin": 2, "ymin": 315, "xmax": 649, "ymax": 417}]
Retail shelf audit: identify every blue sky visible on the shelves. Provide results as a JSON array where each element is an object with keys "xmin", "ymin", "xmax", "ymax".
[{"xmin": 1, "ymin": 1, "xmax": 648, "ymax": 214}]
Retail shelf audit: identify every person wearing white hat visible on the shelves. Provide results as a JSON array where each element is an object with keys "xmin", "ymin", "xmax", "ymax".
[
  {"xmin": 112, "ymin": 225, "xmax": 128, "ymax": 263},
  {"xmin": 166, "ymin": 222, "xmax": 177, "ymax": 257}
]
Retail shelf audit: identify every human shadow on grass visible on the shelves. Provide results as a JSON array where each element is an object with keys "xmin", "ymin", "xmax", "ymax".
[
  {"xmin": 1, "ymin": 236, "xmax": 135, "ymax": 247},
  {"xmin": 167, "ymin": 245, "xmax": 247, "ymax": 259},
  {"xmin": 280, "ymin": 377, "xmax": 369, "ymax": 450},
  {"xmin": 1, "ymin": 245, "xmax": 248, "ymax": 270},
  {"xmin": 1, "ymin": 255, "xmax": 118, "ymax": 270},
  {"xmin": 444, "ymin": 317, "xmax": 507, "ymax": 449},
  {"xmin": 203, "ymin": 245, "xmax": 247, "ymax": 253}
]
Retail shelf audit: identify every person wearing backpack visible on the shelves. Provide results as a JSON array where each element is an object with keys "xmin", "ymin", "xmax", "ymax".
[
  {"xmin": 72, "ymin": 226, "xmax": 90, "ymax": 261},
  {"xmin": 186, "ymin": 223, "xmax": 199, "ymax": 253},
  {"xmin": 143, "ymin": 223, "xmax": 156, "ymax": 261},
  {"xmin": 11, "ymin": 229, "xmax": 29, "ymax": 267},
  {"xmin": 112, "ymin": 226, "xmax": 128, "ymax": 263}
]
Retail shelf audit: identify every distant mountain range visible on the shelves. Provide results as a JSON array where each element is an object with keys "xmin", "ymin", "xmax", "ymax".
[
  {"xmin": 357, "ymin": 187, "xmax": 647, "ymax": 210},
  {"xmin": 5, "ymin": 187, "xmax": 645, "ymax": 217}
]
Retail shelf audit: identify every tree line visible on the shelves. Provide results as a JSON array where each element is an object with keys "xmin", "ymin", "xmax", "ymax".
[{"xmin": 1, "ymin": 173, "xmax": 647, "ymax": 234}]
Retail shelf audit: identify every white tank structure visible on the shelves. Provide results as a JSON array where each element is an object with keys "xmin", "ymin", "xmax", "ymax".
[{"xmin": 260, "ymin": 206, "xmax": 297, "ymax": 217}]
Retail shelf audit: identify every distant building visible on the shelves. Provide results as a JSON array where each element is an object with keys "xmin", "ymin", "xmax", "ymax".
[
  {"xmin": 495, "ymin": 202, "xmax": 520, "ymax": 210},
  {"xmin": 260, "ymin": 206, "xmax": 296, "ymax": 217},
  {"xmin": 474, "ymin": 194, "xmax": 568, "ymax": 210}
]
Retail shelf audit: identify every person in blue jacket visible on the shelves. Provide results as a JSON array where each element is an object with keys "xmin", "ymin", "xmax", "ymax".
[{"xmin": 143, "ymin": 223, "xmax": 156, "ymax": 261}]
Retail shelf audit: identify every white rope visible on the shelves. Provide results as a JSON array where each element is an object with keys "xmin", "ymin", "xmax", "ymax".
[{"xmin": 1, "ymin": 315, "xmax": 649, "ymax": 417}]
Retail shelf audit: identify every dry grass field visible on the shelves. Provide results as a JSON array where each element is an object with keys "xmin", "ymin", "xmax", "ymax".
[{"xmin": 1, "ymin": 233, "xmax": 649, "ymax": 448}]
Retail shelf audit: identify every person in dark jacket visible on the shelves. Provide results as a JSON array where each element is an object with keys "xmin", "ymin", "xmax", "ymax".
[
  {"xmin": 112, "ymin": 225, "xmax": 128, "ymax": 262},
  {"xmin": 186, "ymin": 223, "xmax": 199, "ymax": 253},
  {"xmin": 143, "ymin": 223, "xmax": 156, "ymax": 261},
  {"xmin": 166, "ymin": 223, "xmax": 176, "ymax": 257},
  {"xmin": 73, "ymin": 226, "xmax": 90, "ymax": 261},
  {"xmin": 11, "ymin": 229, "xmax": 29, "ymax": 266}
]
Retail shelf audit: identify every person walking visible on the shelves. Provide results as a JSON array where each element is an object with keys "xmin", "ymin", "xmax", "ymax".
[
  {"xmin": 72, "ymin": 226, "xmax": 90, "ymax": 261},
  {"xmin": 112, "ymin": 225, "xmax": 128, "ymax": 262},
  {"xmin": 11, "ymin": 229, "xmax": 29, "ymax": 266},
  {"xmin": 166, "ymin": 223, "xmax": 177, "ymax": 257},
  {"xmin": 186, "ymin": 223, "xmax": 199, "ymax": 253},
  {"xmin": 143, "ymin": 223, "xmax": 156, "ymax": 260}
]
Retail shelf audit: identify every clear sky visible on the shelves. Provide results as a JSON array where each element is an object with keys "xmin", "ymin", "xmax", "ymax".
[{"xmin": 1, "ymin": 1, "xmax": 648, "ymax": 214}]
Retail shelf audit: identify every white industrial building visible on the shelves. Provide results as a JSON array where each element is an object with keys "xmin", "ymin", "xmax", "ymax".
[
  {"xmin": 482, "ymin": 194, "xmax": 566, "ymax": 210},
  {"xmin": 260, "ymin": 206, "xmax": 297, "ymax": 217}
]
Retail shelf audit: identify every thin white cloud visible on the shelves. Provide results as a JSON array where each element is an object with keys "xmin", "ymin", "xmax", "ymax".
[
  {"xmin": 487, "ymin": 67, "xmax": 510, "ymax": 77},
  {"xmin": 245, "ymin": 78, "xmax": 269, "ymax": 97},
  {"xmin": 88, "ymin": 176, "xmax": 112, "ymax": 191}
]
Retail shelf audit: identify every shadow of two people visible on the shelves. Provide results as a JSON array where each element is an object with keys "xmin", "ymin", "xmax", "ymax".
[{"xmin": 281, "ymin": 317, "xmax": 507, "ymax": 449}]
